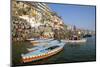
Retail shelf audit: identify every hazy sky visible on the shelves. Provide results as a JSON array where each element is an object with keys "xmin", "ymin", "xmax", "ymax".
[{"xmin": 48, "ymin": 3, "xmax": 96, "ymax": 31}]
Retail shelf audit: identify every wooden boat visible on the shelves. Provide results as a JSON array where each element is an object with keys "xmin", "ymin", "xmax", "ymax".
[
  {"xmin": 62, "ymin": 38, "xmax": 87, "ymax": 43},
  {"xmin": 21, "ymin": 40, "xmax": 65, "ymax": 63},
  {"xmin": 30, "ymin": 39, "xmax": 54, "ymax": 45},
  {"xmin": 27, "ymin": 40, "xmax": 60, "ymax": 52},
  {"xmin": 26, "ymin": 38, "xmax": 35, "ymax": 41}
]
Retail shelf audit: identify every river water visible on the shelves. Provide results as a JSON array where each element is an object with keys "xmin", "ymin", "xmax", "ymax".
[{"xmin": 12, "ymin": 36, "xmax": 96, "ymax": 66}]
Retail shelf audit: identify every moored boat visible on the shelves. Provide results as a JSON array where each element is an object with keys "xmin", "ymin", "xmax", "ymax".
[
  {"xmin": 28, "ymin": 38, "xmax": 54, "ymax": 45},
  {"xmin": 30, "ymin": 39, "xmax": 53, "ymax": 42},
  {"xmin": 21, "ymin": 40, "xmax": 65, "ymax": 63},
  {"xmin": 27, "ymin": 40, "xmax": 60, "ymax": 52},
  {"xmin": 26, "ymin": 38, "xmax": 35, "ymax": 41},
  {"xmin": 62, "ymin": 38, "xmax": 87, "ymax": 43}
]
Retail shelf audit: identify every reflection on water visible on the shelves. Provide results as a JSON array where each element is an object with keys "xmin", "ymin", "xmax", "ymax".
[{"xmin": 12, "ymin": 36, "xmax": 96, "ymax": 66}]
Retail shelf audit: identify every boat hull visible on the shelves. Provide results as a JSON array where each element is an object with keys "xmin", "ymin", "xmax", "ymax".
[
  {"xmin": 22, "ymin": 46, "xmax": 63, "ymax": 63},
  {"xmin": 30, "ymin": 39, "xmax": 53, "ymax": 45},
  {"xmin": 62, "ymin": 39, "xmax": 87, "ymax": 43}
]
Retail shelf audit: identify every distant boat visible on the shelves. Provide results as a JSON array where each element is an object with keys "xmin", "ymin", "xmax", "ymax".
[{"xmin": 21, "ymin": 40, "xmax": 65, "ymax": 63}]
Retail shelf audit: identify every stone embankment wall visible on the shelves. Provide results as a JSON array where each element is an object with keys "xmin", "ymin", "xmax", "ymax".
[{"xmin": 12, "ymin": 16, "xmax": 32, "ymax": 41}]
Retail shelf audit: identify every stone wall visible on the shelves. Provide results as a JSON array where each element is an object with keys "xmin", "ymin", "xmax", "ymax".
[{"xmin": 12, "ymin": 16, "xmax": 32, "ymax": 41}]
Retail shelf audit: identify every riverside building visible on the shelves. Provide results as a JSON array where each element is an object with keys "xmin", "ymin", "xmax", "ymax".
[{"xmin": 12, "ymin": 1, "xmax": 64, "ymax": 41}]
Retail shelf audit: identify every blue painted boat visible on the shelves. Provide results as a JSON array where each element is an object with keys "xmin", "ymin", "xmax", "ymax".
[
  {"xmin": 61, "ymin": 38, "xmax": 87, "ymax": 43},
  {"xmin": 27, "ymin": 38, "xmax": 53, "ymax": 42},
  {"xmin": 21, "ymin": 40, "xmax": 65, "ymax": 63},
  {"xmin": 27, "ymin": 40, "xmax": 60, "ymax": 51},
  {"xmin": 30, "ymin": 39, "xmax": 54, "ymax": 45}
]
